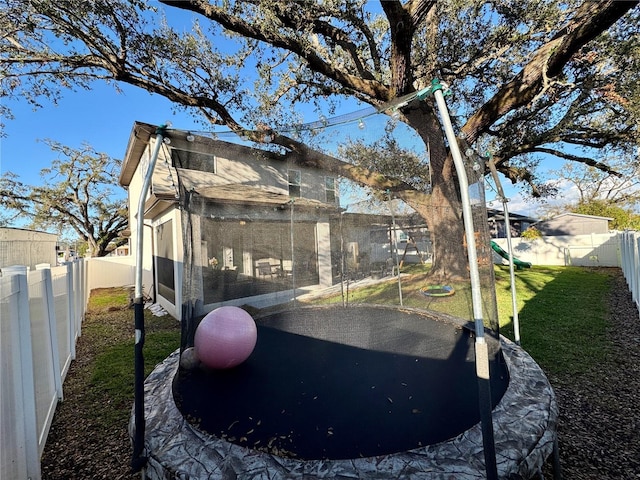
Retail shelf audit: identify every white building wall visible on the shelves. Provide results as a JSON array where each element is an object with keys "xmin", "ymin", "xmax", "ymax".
[{"xmin": 0, "ymin": 228, "xmax": 58, "ymax": 270}]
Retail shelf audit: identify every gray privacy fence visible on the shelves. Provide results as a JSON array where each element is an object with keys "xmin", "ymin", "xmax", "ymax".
[
  {"xmin": 1, "ymin": 260, "xmax": 87, "ymax": 480},
  {"xmin": 620, "ymin": 231, "xmax": 640, "ymax": 315}
]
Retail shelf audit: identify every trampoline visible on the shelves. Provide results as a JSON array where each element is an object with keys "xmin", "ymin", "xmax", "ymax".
[
  {"xmin": 137, "ymin": 304, "xmax": 558, "ymax": 479},
  {"xmin": 174, "ymin": 305, "xmax": 508, "ymax": 460},
  {"xmin": 128, "ymin": 87, "xmax": 558, "ymax": 479}
]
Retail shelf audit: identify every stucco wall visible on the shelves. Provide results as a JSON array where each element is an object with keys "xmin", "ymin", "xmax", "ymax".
[{"xmin": 535, "ymin": 214, "xmax": 610, "ymax": 236}]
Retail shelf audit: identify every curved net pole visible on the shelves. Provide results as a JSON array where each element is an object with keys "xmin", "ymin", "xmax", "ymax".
[
  {"xmin": 131, "ymin": 124, "xmax": 167, "ymax": 473},
  {"xmin": 339, "ymin": 209, "xmax": 347, "ymax": 307},
  {"xmin": 430, "ymin": 81, "xmax": 498, "ymax": 480},
  {"xmin": 487, "ymin": 158, "xmax": 521, "ymax": 345}
]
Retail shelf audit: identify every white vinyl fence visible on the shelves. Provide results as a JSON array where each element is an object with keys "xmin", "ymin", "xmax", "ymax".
[
  {"xmin": 492, "ymin": 233, "xmax": 621, "ymax": 267},
  {"xmin": 620, "ymin": 231, "xmax": 640, "ymax": 315},
  {"xmin": 1, "ymin": 260, "xmax": 87, "ymax": 480}
]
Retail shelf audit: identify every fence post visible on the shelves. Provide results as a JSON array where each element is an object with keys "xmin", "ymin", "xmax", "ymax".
[
  {"xmin": 42, "ymin": 267, "xmax": 64, "ymax": 401},
  {"xmin": 635, "ymin": 235, "xmax": 640, "ymax": 312},
  {"xmin": 15, "ymin": 272, "xmax": 42, "ymax": 480},
  {"xmin": 65, "ymin": 262, "xmax": 77, "ymax": 360},
  {"xmin": 73, "ymin": 261, "xmax": 83, "ymax": 338}
]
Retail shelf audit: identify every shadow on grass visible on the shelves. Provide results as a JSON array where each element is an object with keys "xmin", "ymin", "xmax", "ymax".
[{"xmin": 501, "ymin": 266, "xmax": 613, "ymax": 377}]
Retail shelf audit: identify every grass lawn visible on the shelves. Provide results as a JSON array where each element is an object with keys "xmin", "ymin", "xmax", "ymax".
[
  {"xmin": 84, "ymin": 288, "xmax": 181, "ymax": 429},
  {"xmin": 494, "ymin": 265, "xmax": 612, "ymax": 376},
  {"xmin": 305, "ymin": 264, "xmax": 612, "ymax": 377}
]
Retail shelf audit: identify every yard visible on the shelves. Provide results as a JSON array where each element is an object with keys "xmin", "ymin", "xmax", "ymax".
[{"xmin": 40, "ymin": 267, "xmax": 640, "ymax": 479}]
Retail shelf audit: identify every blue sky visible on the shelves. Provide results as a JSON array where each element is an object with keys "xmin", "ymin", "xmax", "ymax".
[{"xmin": 1, "ymin": 83, "xmax": 203, "ymax": 190}]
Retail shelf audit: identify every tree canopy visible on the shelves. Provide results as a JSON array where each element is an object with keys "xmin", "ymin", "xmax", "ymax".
[
  {"xmin": 539, "ymin": 158, "xmax": 640, "ymax": 230},
  {"xmin": 551, "ymin": 158, "xmax": 640, "ymax": 208},
  {"xmin": 2, "ymin": 0, "xmax": 638, "ymax": 278},
  {"xmin": 0, "ymin": 140, "xmax": 128, "ymax": 257}
]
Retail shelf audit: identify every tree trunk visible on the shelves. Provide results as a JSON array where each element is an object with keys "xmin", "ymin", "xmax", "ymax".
[{"xmin": 402, "ymin": 101, "xmax": 469, "ymax": 282}]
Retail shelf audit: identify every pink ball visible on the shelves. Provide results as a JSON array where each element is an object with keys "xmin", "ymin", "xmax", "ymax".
[{"xmin": 194, "ymin": 306, "xmax": 257, "ymax": 369}]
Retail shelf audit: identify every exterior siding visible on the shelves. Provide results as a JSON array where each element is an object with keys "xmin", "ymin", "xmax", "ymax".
[
  {"xmin": 0, "ymin": 228, "xmax": 58, "ymax": 270},
  {"xmin": 121, "ymin": 123, "xmax": 341, "ymax": 318},
  {"xmin": 535, "ymin": 214, "xmax": 610, "ymax": 236}
]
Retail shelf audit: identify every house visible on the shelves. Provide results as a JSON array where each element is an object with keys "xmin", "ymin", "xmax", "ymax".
[
  {"xmin": 534, "ymin": 213, "xmax": 612, "ymax": 236},
  {"xmin": 119, "ymin": 122, "xmax": 343, "ymax": 319},
  {"xmin": 0, "ymin": 227, "xmax": 58, "ymax": 271},
  {"xmin": 337, "ymin": 206, "xmax": 432, "ymax": 278},
  {"xmin": 487, "ymin": 208, "xmax": 537, "ymax": 238}
]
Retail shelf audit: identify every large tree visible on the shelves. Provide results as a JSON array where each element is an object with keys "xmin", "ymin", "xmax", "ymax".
[
  {"xmin": 0, "ymin": 140, "xmax": 128, "ymax": 257},
  {"xmin": 1, "ymin": 0, "xmax": 638, "ymax": 279}
]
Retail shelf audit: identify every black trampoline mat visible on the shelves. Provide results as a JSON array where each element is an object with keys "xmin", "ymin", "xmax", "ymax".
[{"xmin": 173, "ymin": 305, "xmax": 508, "ymax": 460}]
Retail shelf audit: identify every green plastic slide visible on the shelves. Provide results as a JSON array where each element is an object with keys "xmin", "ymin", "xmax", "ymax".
[{"xmin": 490, "ymin": 241, "xmax": 532, "ymax": 269}]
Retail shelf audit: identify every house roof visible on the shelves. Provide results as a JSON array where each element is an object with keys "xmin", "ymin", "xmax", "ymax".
[
  {"xmin": 536, "ymin": 212, "xmax": 613, "ymax": 222},
  {"xmin": 0, "ymin": 227, "xmax": 58, "ymax": 240},
  {"xmin": 119, "ymin": 121, "xmax": 157, "ymax": 187},
  {"xmin": 120, "ymin": 123, "xmax": 342, "ymax": 218},
  {"xmin": 178, "ymin": 169, "xmax": 339, "ymax": 211},
  {"xmin": 144, "ymin": 173, "xmax": 340, "ymax": 219},
  {"xmin": 486, "ymin": 208, "xmax": 537, "ymax": 223}
]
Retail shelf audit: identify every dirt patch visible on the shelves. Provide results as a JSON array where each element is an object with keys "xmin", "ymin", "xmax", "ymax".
[{"xmin": 543, "ymin": 269, "xmax": 640, "ymax": 479}]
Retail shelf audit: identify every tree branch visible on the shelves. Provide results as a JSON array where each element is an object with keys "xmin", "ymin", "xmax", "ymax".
[
  {"xmin": 530, "ymin": 147, "xmax": 622, "ymax": 176},
  {"xmin": 461, "ymin": 0, "xmax": 638, "ymax": 143},
  {"xmin": 160, "ymin": 0, "xmax": 390, "ymax": 99}
]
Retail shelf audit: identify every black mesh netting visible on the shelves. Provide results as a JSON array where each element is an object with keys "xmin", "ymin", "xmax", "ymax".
[
  {"xmin": 145, "ymin": 101, "xmax": 507, "ymax": 464},
  {"xmin": 164, "ymin": 109, "xmax": 499, "ymax": 350}
]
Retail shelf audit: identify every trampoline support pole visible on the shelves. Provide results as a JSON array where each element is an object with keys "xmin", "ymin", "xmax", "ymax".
[
  {"xmin": 431, "ymin": 81, "xmax": 498, "ymax": 480},
  {"xmin": 488, "ymin": 158, "xmax": 521, "ymax": 345},
  {"xmin": 387, "ymin": 190, "xmax": 404, "ymax": 306},
  {"xmin": 131, "ymin": 124, "xmax": 167, "ymax": 474}
]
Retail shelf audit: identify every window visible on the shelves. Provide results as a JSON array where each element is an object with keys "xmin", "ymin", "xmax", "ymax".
[
  {"xmin": 171, "ymin": 148, "xmax": 217, "ymax": 173},
  {"xmin": 325, "ymin": 176, "xmax": 337, "ymax": 204},
  {"xmin": 288, "ymin": 170, "xmax": 301, "ymax": 198}
]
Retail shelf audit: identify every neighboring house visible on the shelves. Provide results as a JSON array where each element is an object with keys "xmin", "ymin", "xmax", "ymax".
[
  {"xmin": 0, "ymin": 227, "xmax": 58, "ymax": 271},
  {"xmin": 487, "ymin": 208, "xmax": 537, "ymax": 238},
  {"xmin": 534, "ymin": 213, "xmax": 612, "ymax": 236},
  {"xmin": 109, "ymin": 244, "xmax": 130, "ymax": 256},
  {"xmin": 119, "ymin": 122, "xmax": 342, "ymax": 319},
  {"xmin": 337, "ymin": 209, "xmax": 432, "ymax": 277}
]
